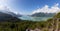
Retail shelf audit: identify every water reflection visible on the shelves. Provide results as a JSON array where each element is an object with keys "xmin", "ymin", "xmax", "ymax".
[{"xmin": 18, "ymin": 16, "xmax": 52, "ymax": 21}]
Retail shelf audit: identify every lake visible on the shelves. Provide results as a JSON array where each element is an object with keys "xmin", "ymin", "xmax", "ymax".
[{"xmin": 18, "ymin": 16, "xmax": 52, "ymax": 21}]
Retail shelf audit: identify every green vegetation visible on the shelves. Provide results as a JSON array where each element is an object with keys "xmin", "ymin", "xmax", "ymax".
[
  {"xmin": 0, "ymin": 21, "xmax": 48, "ymax": 31},
  {"xmin": 0, "ymin": 12, "xmax": 60, "ymax": 31}
]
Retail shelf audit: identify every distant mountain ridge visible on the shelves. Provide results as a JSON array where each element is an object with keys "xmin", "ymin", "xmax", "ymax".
[
  {"xmin": 0, "ymin": 11, "xmax": 21, "ymax": 22},
  {"xmin": 31, "ymin": 12, "xmax": 56, "ymax": 17},
  {"xmin": 0, "ymin": 9, "xmax": 22, "ymax": 17}
]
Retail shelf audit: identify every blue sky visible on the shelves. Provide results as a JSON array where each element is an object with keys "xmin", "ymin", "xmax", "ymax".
[{"xmin": 0, "ymin": 0, "xmax": 60, "ymax": 15}]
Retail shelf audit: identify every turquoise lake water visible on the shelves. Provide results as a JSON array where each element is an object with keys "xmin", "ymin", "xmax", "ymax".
[{"xmin": 18, "ymin": 16, "xmax": 52, "ymax": 21}]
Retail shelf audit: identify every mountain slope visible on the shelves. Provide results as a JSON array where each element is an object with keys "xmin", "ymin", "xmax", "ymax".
[
  {"xmin": 0, "ymin": 10, "xmax": 22, "ymax": 17},
  {"xmin": 0, "ymin": 12, "xmax": 21, "ymax": 22},
  {"xmin": 31, "ymin": 12, "xmax": 56, "ymax": 17}
]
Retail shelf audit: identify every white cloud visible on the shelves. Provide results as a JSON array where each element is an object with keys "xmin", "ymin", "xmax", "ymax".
[
  {"xmin": 0, "ymin": 0, "xmax": 10, "ymax": 11},
  {"xmin": 0, "ymin": 0, "xmax": 21, "ymax": 14},
  {"xmin": 32, "ymin": 3, "xmax": 60, "ymax": 14}
]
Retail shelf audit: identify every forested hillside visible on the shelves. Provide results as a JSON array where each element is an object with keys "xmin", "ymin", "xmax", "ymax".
[{"xmin": 0, "ymin": 12, "xmax": 60, "ymax": 31}]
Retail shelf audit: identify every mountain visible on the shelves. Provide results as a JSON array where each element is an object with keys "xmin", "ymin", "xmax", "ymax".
[
  {"xmin": 16, "ymin": 13, "xmax": 22, "ymax": 17},
  {"xmin": 5, "ymin": 12, "xmax": 22, "ymax": 17},
  {"xmin": 31, "ymin": 12, "xmax": 56, "ymax": 17},
  {"xmin": 0, "ymin": 12, "xmax": 21, "ymax": 22},
  {"xmin": 2, "ymin": 11, "xmax": 22, "ymax": 17},
  {"xmin": 0, "ymin": 10, "xmax": 22, "ymax": 17}
]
